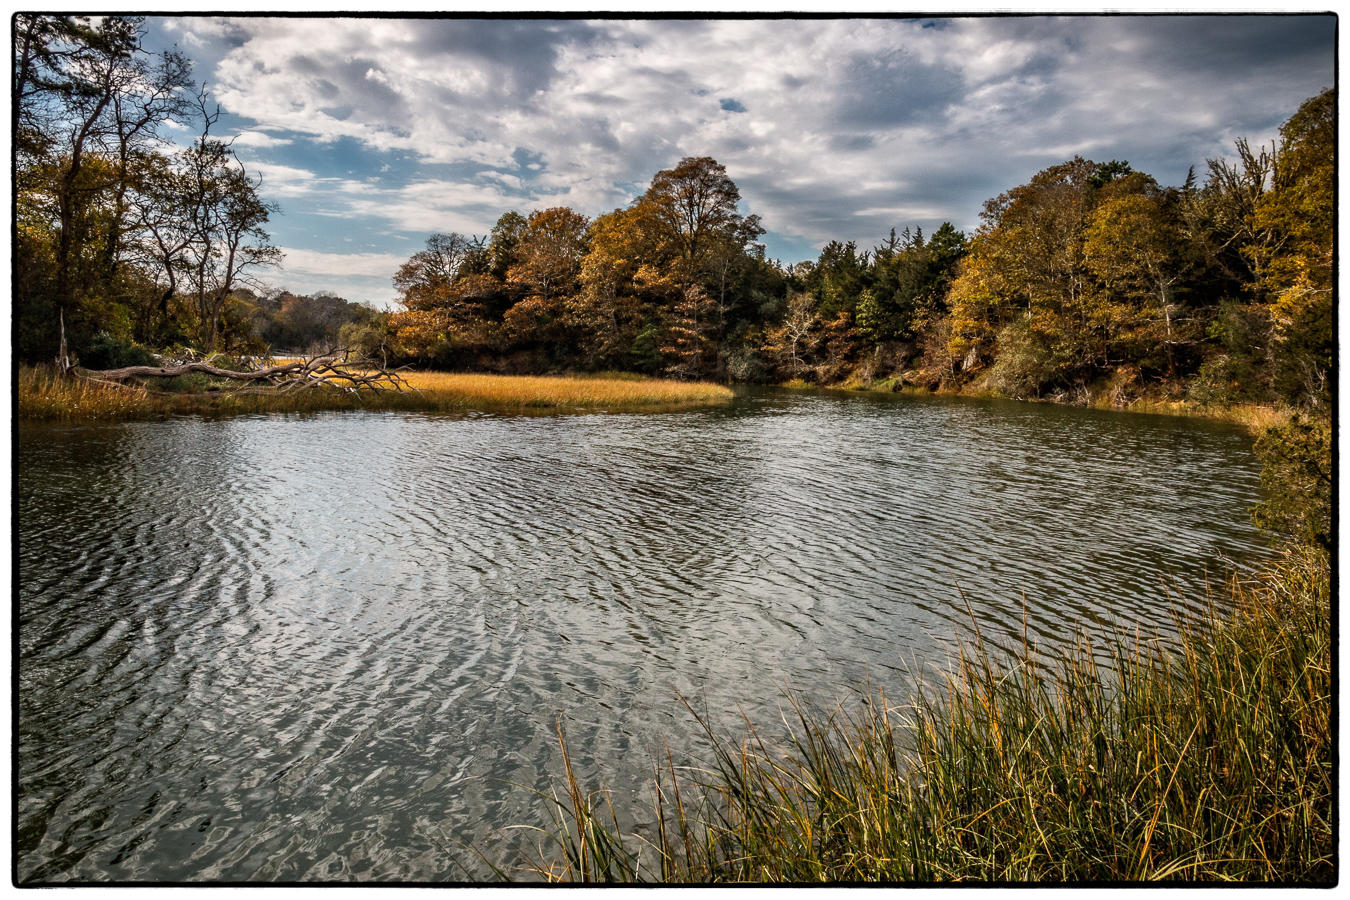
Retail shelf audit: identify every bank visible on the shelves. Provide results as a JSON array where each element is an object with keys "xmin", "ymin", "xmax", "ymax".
[{"xmin": 16, "ymin": 365, "xmax": 734, "ymax": 422}]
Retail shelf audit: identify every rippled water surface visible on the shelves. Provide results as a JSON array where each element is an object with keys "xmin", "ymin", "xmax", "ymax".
[{"xmin": 18, "ymin": 389, "xmax": 1272, "ymax": 881}]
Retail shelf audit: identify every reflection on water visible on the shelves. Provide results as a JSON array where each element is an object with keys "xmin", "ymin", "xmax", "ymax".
[{"xmin": 17, "ymin": 389, "xmax": 1272, "ymax": 881}]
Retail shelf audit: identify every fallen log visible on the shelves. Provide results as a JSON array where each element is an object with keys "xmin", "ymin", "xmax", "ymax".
[
  {"xmin": 78, "ymin": 349, "xmax": 416, "ymax": 395},
  {"xmin": 80, "ymin": 353, "xmax": 341, "ymax": 382}
]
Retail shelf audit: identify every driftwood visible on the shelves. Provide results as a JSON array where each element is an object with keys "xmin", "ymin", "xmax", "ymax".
[{"xmin": 79, "ymin": 349, "xmax": 416, "ymax": 396}]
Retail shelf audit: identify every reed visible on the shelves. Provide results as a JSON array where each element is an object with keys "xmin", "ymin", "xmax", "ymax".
[
  {"xmin": 16, "ymin": 365, "xmax": 733, "ymax": 421},
  {"xmin": 525, "ymin": 546, "xmax": 1331, "ymax": 883},
  {"xmin": 16, "ymin": 366, "xmax": 151, "ymax": 421}
]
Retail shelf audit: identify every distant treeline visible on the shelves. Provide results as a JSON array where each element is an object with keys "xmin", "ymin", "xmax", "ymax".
[{"xmin": 13, "ymin": 14, "xmax": 1331, "ymax": 412}]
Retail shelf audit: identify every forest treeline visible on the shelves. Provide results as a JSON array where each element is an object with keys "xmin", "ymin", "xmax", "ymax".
[
  {"xmin": 380, "ymin": 88, "xmax": 1332, "ymax": 411},
  {"xmin": 13, "ymin": 15, "xmax": 1332, "ymax": 413}
]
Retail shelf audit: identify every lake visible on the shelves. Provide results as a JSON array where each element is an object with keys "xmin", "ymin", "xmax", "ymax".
[{"xmin": 16, "ymin": 388, "xmax": 1272, "ymax": 881}]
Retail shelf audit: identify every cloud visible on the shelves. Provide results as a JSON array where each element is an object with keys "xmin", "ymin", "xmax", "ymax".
[
  {"xmin": 185, "ymin": 14, "xmax": 1331, "ymax": 274},
  {"xmin": 277, "ymin": 246, "xmax": 407, "ymax": 277},
  {"xmin": 231, "ymin": 130, "xmax": 293, "ymax": 149},
  {"xmin": 248, "ymin": 161, "xmax": 339, "ymax": 198},
  {"xmin": 247, "ymin": 159, "xmax": 541, "ymax": 236},
  {"xmin": 270, "ymin": 247, "xmax": 409, "ymax": 306}
]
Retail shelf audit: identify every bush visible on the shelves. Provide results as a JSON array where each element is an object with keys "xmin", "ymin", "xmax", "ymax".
[
  {"xmin": 1252, "ymin": 416, "xmax": 1332, "ymax": 551},
  {"xmin": 724, "ymin": 344, "xmax": 765, "ymax": 383},
  {"xmin": 78, "ymin": 332, "xmax": 158, "ymax": 370},
  {"xmin": 988, "ymin": 319, "xmax": 1055, "ymax": 398}
]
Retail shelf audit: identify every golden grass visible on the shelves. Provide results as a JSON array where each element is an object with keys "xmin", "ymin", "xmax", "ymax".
[
  {"xmin": 17, "ymin": 366, "xmax": 151, "ymax": 421},
  {"xmin": 791, "ymin": 371, "xmax": 1292, "ymax": 433},
  {"xmin": 17, "ymin": 365, "xmax": 734, "ymax": 422},
  {"xmin": 1095, "ymin": 396, "xmax": 1292, "ymax": 432},
  {"xmin": 399, "ymin": 371, "xmax": 733, "ymax": 409}
]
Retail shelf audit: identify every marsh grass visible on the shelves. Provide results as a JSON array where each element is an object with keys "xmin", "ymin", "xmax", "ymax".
[
  {"xmin": 17, "ymin": 366, "xmax": 151, "ymax": 420},
  {"xmin": 397, "ymin": 371, "xmax": 733, "ymax": 409},
  {"xmin": 525, "ymin": 547, "xmax": 1331, "ymax": 883},
  {"xmin": 17, "ymin": 365, "xmax": 733, "ymax": 421},
  {"xmin": 1086, "ymin": 395, "xmax": 1291, "ymax": 432}
]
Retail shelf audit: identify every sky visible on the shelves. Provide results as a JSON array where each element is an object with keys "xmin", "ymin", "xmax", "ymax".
[{"xmin": 140, "ymin": 14, "xmax": 1336, "ymax": 308}]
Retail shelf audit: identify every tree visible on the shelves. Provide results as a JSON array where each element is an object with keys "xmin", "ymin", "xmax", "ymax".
[
  {"xmin": 393, "ymin": 232, "xmax": 482, "ymax": 309},
  {"xmin": 660, "ymin": 285, "xmax": 716, "ymax": 379},
  {"xmin": 506, "ymin": 207, "xmax": 589, "ymax": 304},
  {"xmin": 572, "ymin": 205, "xmax": 660, "ymax": 368},
  {"xmin": 1084, "ymin": 193, "xmax": 1186, "ymax": 357},
  {"xmin": 131, "ymin": 150, "xmax": 196, "ymax": 342},
  {"xmin": 14, "ymin": 15, "xmax": 195, "ymax": 359},
  {"xmin": 765, "ymin": 291, "xmax": 820, "ymax": 377},
  {"xmin": 862, "ymin": 224, "xmax": 966, "ymax": 343},
  {"xmin": 643, "ymin": 156, "xmax": 760, "ymax": 287},
  {"xmin": 945, "ymin": 158, "xmax": 1139, "ymax": 392},
  {"xmin": 486, "ymin": 211, "xmax": 527, "ymax": 280},
  {"xmin": 174, "ymin": 99, "xmax": 282, "ymax": 350},
  {"xmin": 807, "ymin": 240, "xmax": 869, "ymax": 319},
  {"xmin": 13, "ymin": 15, "xmax": 99, "ymax": 163},
  {"xmin": 1248, "ymin": 88, "xmax": 1334, "ymax": 408}
]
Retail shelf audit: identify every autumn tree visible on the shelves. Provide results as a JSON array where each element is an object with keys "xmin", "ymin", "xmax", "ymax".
[
  {"xmin": 486, "ymin": 211, "xmax": 527, "ymax": 280},
  {"xmin": 643, "ymin": 156, "xmax": 757, "ymax": 284},
  {"xmin": 1083, "ymin": 191, "xmax": 1194, "ymax": 374},
  {"xmin": 388, "ymin": 232, "xmax": 492, "ymax": 360},
  {"xmin": 573, "ymin": 204, "xmax": 666, "ymax": 368},
  {"xmin": 1248, "ymin": 88, "xmax": 1334, "ymax": 407},
  {"xmin": 506, "ymin": 207, "xmax": 589, "ymax": 304},
  {"xmin": 660, "ymin": 285, "xmax": 716, "ymax": 379},
  {"xmin": 947, "ymin": 158, "xmax": 1148, "ymax": 395}
]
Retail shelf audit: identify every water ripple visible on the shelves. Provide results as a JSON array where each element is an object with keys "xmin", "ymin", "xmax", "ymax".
[{"xmin": 18, "ymin": 390, "xmax": 1272, "ymax": 881}]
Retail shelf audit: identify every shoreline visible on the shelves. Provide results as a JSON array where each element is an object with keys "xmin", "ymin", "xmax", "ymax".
[
  {"xmin": 787, "ymin": 375, "xmax": 1291, "ymax": 433},
  {"xmin": 15, "ymin": 366, "xmax": 735, "ymax": 423},
  {"xmin": 17, "ymin": 364, "xmax": 1290, "ymax": 433}
]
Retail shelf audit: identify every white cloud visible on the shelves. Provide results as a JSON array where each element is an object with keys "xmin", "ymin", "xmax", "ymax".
[
  {"xmin": 245, "ymin": 160, "xmax": 539, "ymax": 236},
  {"xmin": 231, "ymin": 130, "xmax": 294, "ymax": 149},
  {"xmin": 270, "ymin": 247, "xmax": 409, "ymax": 306},
  {"xmin": 277, "ymin": 246, "xmax": 407, "ymax": 278},
  {"xmin": 190, "ymin": 14, "xmax": 1330, "ymax": 270}
]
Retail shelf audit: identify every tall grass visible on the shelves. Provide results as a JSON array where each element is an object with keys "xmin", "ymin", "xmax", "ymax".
[
  {"xmin": 526, "ymin": 546, "xmax": 1331, "ymax": 883},
  {"xmin": 16, "ymin": 365, "xmax": 734, "ymax": 422},
  {"xmin": 17, "ymin": 366, "xmax": 150, "ymax": 421}
]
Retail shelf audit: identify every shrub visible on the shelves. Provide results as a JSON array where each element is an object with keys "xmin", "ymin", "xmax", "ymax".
[
  {"xmin": 1251, "ymin": 416, "xmax": 1332, "ymax": 551},
  {"xmin": 78, "ymin": 332, "xmax": 158, "ymax": 370},
  {"xmin": 988, "ymin": 319, "xmax": 1055, "ymax": 398}
]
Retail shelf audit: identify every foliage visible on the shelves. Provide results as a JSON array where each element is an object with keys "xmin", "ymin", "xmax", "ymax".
[
  {"xmin": 78, "ymin": 331, "xmax": 159, "ymax": 369},
  {"xmin": 1250, "ymin": 89, "xmax": 1335, "ymax": 409},
  {"xmin": 12, "ymin": 15, "xmax": 282, "ymax": 362},
  {"xmin": 16, "ymin": 44, "xmax": 1328, "ymax": 414},
  {"xmin": 1251, "ymin": 417, "xmax": 1332, "ymax": 552},
  {"xmin": 987, "ymin": 318, "xmax": 1054, "ymax": 398}
]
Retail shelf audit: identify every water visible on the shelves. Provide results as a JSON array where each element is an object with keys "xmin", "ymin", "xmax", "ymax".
[{"xmin": 16, "ymin": 388, "xmax": 1272, "ymax": 882}]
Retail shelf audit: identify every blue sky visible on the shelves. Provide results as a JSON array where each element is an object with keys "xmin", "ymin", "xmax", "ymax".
[{"xmin": 142, "ymin": 15, "xmax": 1335, "ymax": 308}]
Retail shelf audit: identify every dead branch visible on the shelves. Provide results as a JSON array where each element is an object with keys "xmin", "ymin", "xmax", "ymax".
[{"xmin": 77, "ymin": 348, "xmax": 416, "ymax": 396}]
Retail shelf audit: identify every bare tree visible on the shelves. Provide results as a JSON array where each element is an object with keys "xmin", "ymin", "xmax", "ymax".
[{"xmin": 175, "ymin": 92, "xmax": 283, "ymax": 349}]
